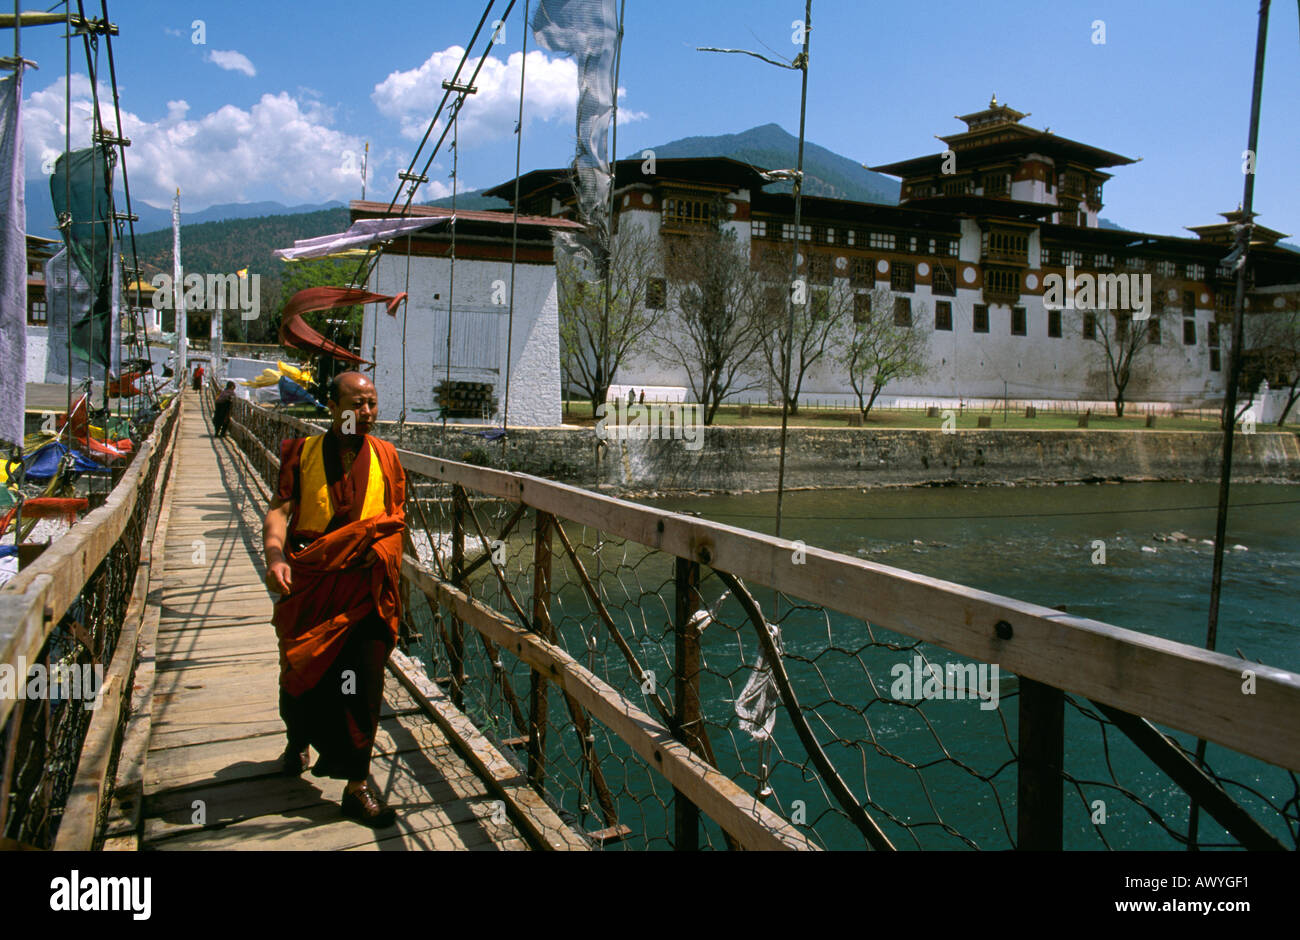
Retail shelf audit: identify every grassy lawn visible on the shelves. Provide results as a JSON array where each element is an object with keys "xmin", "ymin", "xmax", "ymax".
[{"xmin": 560, "ymin": 400, "xmax": 1295, "ymax": 433}]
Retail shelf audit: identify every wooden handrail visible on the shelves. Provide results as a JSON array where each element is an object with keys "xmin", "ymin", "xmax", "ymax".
[
  {"xmin": 0, "ymin": 396, "xmax": 180, "ymax": 730},
  {"xmin": 402, "ymin": 557, "xmax": 819, "ymax": 851},
  {"xmin": 387, "ymin": 447, "xmax": 1300, "ymax": 773}
]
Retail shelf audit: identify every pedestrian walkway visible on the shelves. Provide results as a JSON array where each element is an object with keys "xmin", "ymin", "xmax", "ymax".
[{"xmin": 139, "ymin": 391, "xmax": 532, "ymax": 850}]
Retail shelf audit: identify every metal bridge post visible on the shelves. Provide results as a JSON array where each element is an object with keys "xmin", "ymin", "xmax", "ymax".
[{"xmin": 1017, "ymin": 676, "xmax": 1064, "ymax": 850}]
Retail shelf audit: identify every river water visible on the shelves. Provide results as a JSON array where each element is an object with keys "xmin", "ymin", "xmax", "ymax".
[{"xmin": 626, "ymin": 481, "xmax": 1300, "ymax": 849}]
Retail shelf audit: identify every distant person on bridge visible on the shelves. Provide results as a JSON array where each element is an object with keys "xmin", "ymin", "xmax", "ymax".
[
  {"xmin": 191, "ymin": 364, "xmax": 204, "ymax": 391},
  {"xmin": 262, "ymin": 371, "xmax": 407, "ymax": 828},
  {"xmin": 212, "ymin": 382, "xmax": 236, "ymax": 438}
]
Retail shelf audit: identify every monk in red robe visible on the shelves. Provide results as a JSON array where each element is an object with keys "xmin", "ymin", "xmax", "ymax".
[{"xmin": 262, "ymin": 371, "xmax": 406, "ymax": 827}]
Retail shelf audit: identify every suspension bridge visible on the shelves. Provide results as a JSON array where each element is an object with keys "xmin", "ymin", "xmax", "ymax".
[{"xmin": 1, "ymin": 386, "xmax": 1297, "ymax": 852}]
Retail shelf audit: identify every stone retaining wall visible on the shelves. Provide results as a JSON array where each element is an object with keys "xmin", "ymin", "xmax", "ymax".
[{"xmin": 367, "ymin": 421, "xmax": 1300, "ymax": 493}]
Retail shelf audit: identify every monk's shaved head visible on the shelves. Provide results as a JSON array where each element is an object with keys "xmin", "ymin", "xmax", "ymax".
[
  {"xmin": 327, "ymin": 370, "xmax": 379, "ymax": 437},
  {"xmin": 327, "ymin": 370, "xmax": 375, "ymax": 405}
]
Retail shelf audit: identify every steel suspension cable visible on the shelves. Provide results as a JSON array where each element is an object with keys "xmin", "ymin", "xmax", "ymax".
[
  {"xmin": 344, "ymin": 0, "xmax": 500, "ymax": 293},
  {"xmin": 501, "ymin": 0, "xmax": 529, "ymax": 464}
]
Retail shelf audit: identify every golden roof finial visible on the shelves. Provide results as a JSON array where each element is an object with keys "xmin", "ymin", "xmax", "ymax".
[{"xmin": 990, "ymin": 92, "xmax": 998, "ymax": 108}]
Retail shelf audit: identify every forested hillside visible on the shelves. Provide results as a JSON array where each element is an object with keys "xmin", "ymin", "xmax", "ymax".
[{"xmin": 132, "ymin": 207, "xmax": 350, "ymax": 341}]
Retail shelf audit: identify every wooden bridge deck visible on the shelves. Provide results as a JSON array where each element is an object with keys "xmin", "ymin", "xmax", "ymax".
[{"xmin": 137, "ymin": 391, "xmax": 538, "ymax": 850}]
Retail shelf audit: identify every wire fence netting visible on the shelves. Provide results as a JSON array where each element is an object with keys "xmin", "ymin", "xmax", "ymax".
[{"xmin": 225, "ymin": 400, "xmax": 1299, "ymax": 851}]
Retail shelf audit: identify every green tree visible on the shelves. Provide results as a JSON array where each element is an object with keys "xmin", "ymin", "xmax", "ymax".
[{"xmin": 276, "ymin": 257, "xmax": 364, "ymax": 347}]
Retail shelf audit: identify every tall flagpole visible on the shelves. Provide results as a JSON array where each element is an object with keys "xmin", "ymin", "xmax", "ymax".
[
  {"xmin": 776, "ymin": 0, "xmax": 811, "ymax": 539},
  {"xmin": 172, "ymin": 187, "xmax": 186, "ymax": 384},
  {"xmin": 1189, "ymin": 0, "xmax": 1271, "ymax": 850}
]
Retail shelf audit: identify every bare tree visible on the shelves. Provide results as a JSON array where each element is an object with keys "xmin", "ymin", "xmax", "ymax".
[
  {"xmin": 555, "ymin": 227, "xmax": 663, "ymax": 416},
  {"xmin": 754, "ymin": 250, "xmax": 845, "ymax": 415},
  {"xmin": 1077, "ymin": 266, "xmax": 1168, "ymax": 418},
  {"xmin": 1244, "ymin": 298, "xmax": 1300, "ymax": 426},
  {"xmin": 838, "ymin": 285, "xmax": 928, "ymax": 418},
  {"xmin": 651, "ymin": 213, "xmax": 768, "ymax": 425}
]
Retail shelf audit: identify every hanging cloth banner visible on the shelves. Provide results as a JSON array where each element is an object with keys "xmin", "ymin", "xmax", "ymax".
[
  {"xmin": 531, "ymin": 0, "xmax": 619, "ymax": 249},
  {"xmin": 0, "ymin": 70, "xmax": 26, "ymax": 448},
  {"xmin": 44, "ymin": 246, "xmax": 94, "ymax": 383},
  {"xmin": 50, "ymin": 145, "xmax": 115, "ymax": 370},
  {"xmin": 273, "ymin": 217, "xmax": 448, "ymax": 262},
  {"xmin": 277, "ymin": 287, "xmax": 407, "ymax": 364}
]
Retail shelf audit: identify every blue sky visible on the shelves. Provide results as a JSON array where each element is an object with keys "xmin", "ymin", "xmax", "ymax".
[{"xmin": 14, "ymin": 0, "xmax": 1300, "ymax": 239}]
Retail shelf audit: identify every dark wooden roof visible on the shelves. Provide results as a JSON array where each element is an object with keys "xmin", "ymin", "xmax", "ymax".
[
  {"xmin": 871, "ymin": 132, "xmax": 1135, "ymax": 177},
  {"xmin": 484, "ymin": 157, "xmax": 773, "ymax": 203}
]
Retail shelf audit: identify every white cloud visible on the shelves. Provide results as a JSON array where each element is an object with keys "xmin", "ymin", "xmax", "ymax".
[
  {"xmin": 616, "ymin": 87, "xmax": 648, "ymax": 124},
  {"xmin": 22, "ymin": 74, "xmax": 372, "ymax": 210},
  {"xmin": 373, "ymin": 46, "xmax": 647, "ymax": 147},
  {"xmin": 207, "ymin": 49, "xmax": 256, "ymax": 77}
]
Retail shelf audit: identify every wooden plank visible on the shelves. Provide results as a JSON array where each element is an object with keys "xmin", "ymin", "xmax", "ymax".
[
  {"xmin": 1090, "ymin": 701, "xmax": 1287, "ymax": 851},
  {"xmin": 404, "ymin": 561, "xmax": 818, "ymax": 851},
  {"xmin": 146, "ymin": 752, "xmax": 508, "ymax": 851},
  {"xmin": 145, "ymin": 699, "xmax": 457, "ymax": 792},
  {"xmin": 395, "ymin": 448, "xmax": 1300, "ymax": 772},
  {"xmin": 389, "ymin": 648, "xmax": 590, "ymax": 851},
  {"xmin": 527, "ymin": 510, "xmax": 551, "ymax": 790},
  {"xmin": 54, "ymin": 398, "xmax": 183, "ymax": 850}
]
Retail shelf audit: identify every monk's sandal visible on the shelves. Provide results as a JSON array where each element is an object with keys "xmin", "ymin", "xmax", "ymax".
[
  {"xmin": 280, "ymin": 744, "xmax": 310, "ymax": 776},
  {"xmin": 341, "ymin": 782, "xmax": 396, "ymax": 828}
]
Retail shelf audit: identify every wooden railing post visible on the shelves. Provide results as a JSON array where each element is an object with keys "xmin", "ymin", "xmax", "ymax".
[
  {"xmin": 527, "ymin": 510, "xmax": 554, "ymax": 791},
  {"xmin": 1017, "ymin": 676, "xmax": 1064, "ymax": 850},
  {"xmin": 673, "ymin": 557, "xmax": 703, "ymax": 850},
  {"xmin": 449, "ymin": 485, "xmax": 467, "ymax": 709}
]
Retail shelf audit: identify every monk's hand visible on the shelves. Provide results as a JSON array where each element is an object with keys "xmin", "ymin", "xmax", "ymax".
[
  {"xmin": 266, "ymin": 560, "xmax": 293, "ymax": 594},
  {"xmin": 362, "ymin": 548, "xmax": 379, "ymax": 567}
]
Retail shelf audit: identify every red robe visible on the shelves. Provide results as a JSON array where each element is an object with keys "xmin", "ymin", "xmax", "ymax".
[{"xmin": 272, "ymin": 432, "xmax": 406, "ymax": 696}]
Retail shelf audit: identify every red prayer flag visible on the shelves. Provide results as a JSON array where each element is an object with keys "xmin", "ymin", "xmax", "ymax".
[{"xmin": 277, "ymin": 287, "xmax": 408, "ymax": 365}]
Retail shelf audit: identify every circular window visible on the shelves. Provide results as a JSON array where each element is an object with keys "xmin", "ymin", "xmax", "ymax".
[
  {"xmin": 917, "ymin": 262, "xmax": 930, "ymax": 277},
  {"xmin": 1025, "ymin": 273, "xmax": 1038, "ymax": 290},
  {"xmin": 963, "ymin": 266, "xmax": 976, "ymax": 284},
  {"xmin": 642, "ymin": 193, "xmax": 652, "ymax": 205},
  {"xmin": 877, "ymin": 259, "xmax": 889, "ymax": 274}
]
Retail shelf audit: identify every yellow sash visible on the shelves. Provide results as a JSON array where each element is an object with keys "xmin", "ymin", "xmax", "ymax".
[{"xmin": 296, "ymin": 434, "xmax": 386, "ymax": 535}]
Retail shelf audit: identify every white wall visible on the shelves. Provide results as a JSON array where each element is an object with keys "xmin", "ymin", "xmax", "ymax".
[
  {"xmin": 26, "ymin": 327, "xmax": 174, "ymax": 384},
  {"xmin": 363, "ymin": 252, "xmax": 561, "ymax": 427},
  {"xmin": 591, "ymin": 186, "xmax": 1235, "ymax": 409},
  {"xmin": 611, "ymin": 265, "xmax": 1229, "ymax": 408}
]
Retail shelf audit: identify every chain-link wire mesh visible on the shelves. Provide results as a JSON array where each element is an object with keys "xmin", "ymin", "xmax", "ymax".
[
  {"xmin": 224, "ymin": 400, "xmax": 1299, "ymax": 851},
  {"xmin": 0, "ymin": 400, "xmax": 175, "ymax": 849}
]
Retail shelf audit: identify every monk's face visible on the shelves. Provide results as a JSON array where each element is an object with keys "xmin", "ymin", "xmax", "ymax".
[{"xmin": 330, "ymin": 373, "xmax": 378, "ymax": 436}]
